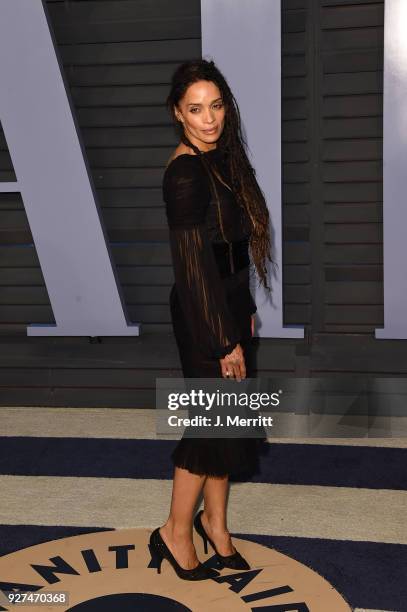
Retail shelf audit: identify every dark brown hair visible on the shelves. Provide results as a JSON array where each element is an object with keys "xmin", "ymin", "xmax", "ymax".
[{"xmin": 166, "ymin": 58, "xmax": 273, "ymax": 293}]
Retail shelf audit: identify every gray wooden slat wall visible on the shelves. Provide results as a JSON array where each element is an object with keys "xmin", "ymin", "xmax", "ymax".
[{"xmin": 1, "ymin": 0, "xmax": 405, "ymax": 409}]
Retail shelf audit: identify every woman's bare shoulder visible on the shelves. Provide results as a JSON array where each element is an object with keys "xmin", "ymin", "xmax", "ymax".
[{"xmin": 166, "ymin": 144, "xmax": 198, "ymax": 169}]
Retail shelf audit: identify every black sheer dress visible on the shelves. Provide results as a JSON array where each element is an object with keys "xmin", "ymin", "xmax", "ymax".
[{"xmin": 163, "ymin": 147, "xmax": 265, "ymax": 478}]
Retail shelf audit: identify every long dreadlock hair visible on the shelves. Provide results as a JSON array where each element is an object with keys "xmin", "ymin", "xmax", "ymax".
[{"xmin": 166, "ymin": 58, "xmax": 273, "ymax": 293}]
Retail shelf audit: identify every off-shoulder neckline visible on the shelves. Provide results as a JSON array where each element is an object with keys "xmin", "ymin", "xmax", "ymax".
[{"xmin": 165, "ymin": 148, "xmax": 219, "ymax": 171}]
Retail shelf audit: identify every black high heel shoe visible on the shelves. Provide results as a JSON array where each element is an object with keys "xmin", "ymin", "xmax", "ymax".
[
  {"xmin": 193, "ymin": 510, "xmax": 250, "ymax": 570},
  {"xmin": 148, "ymin": 527, "xmax": 220, "ymax": 581}
]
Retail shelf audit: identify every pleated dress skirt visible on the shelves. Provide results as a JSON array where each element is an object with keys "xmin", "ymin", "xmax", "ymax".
[{"xmin": 169, "ymin": 269, "xmax": 267, "ymax": 478}]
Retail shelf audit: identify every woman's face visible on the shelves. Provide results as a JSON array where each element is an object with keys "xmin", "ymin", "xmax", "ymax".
[{"xmin": 174, "ymin": 80, "xmax": 226, "ymax": 151}]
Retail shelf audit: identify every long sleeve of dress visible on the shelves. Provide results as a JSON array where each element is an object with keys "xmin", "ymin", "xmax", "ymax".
[{"xmin": 164, "ymin": 156, "xmax": 242, "ymax": 360}]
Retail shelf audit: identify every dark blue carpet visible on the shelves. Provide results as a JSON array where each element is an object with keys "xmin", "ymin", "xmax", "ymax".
[
  {"xmin": 239, "ymin": 533, "xmax": 407, "ymax": 612},
  {"xmin": 0, "ymin": 525, "xmax": 113, "ymax": 558},
  {"xmin": 0, "ymin": 436, "xmax": 406, "ymax": 489}
]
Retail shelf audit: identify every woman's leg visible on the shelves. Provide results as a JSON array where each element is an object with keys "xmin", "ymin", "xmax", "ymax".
[
  {"xmin": 165, "ymin": 291, "xmax": 243, "ymax": 565},
  {"xmin": 160, "ymin": 466, "xmax": 207, "ymax": 569},
  {"xmin": 201, "ymin": 474, "xmax": 236, "ymax": 556}
]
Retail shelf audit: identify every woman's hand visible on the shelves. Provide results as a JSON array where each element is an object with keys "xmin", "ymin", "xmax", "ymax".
[
  {"xmin": 219, "ymin": 343, "xmax": 246, "ymax": 381},
  {"xmin": 251, "ymin": 314, "xmax": 255, "ymax": 337}
]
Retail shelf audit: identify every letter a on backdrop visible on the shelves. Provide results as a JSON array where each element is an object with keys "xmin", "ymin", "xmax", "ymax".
[{"xmin": 0, "ymin": 0, "xmax": 139, "ymax": 336}]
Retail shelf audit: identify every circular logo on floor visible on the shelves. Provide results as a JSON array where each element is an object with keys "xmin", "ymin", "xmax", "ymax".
[{"xmin": 0, "ymin": 528, "xmax": 351, "ymax": 611}]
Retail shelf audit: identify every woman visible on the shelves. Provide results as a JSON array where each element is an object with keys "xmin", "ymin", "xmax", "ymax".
[{"xmin": 148, "ymin": 59, "xmax": 272, "ymax": 580}]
